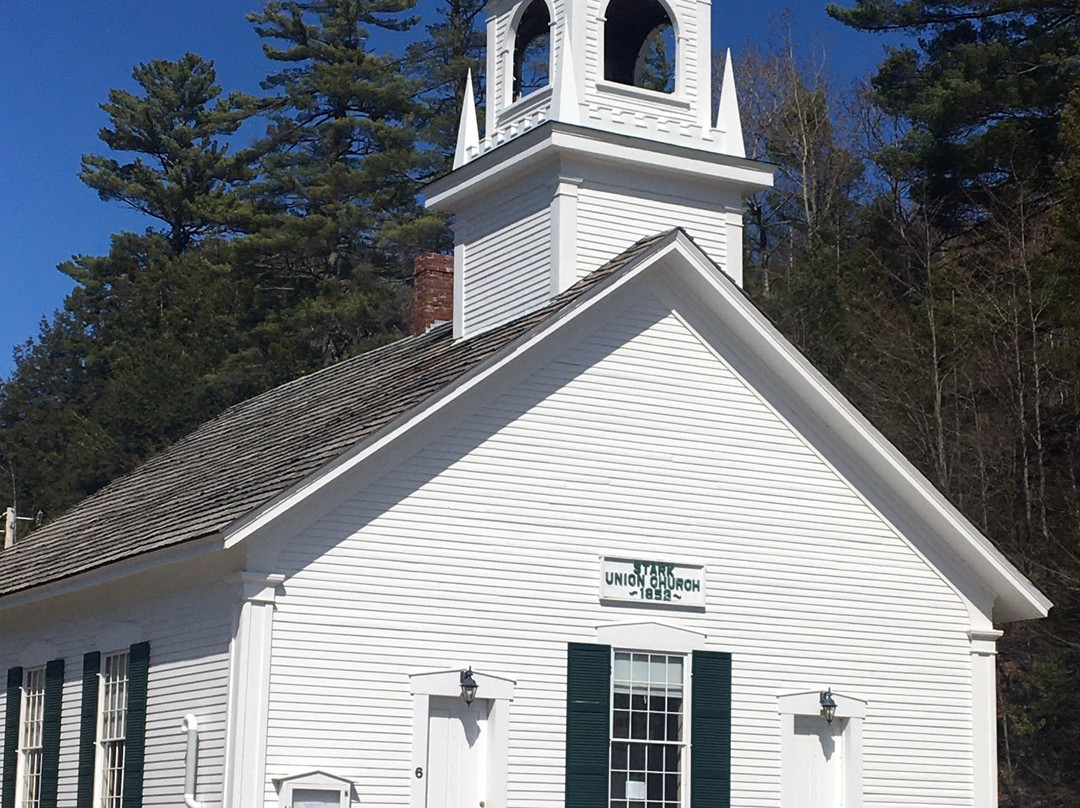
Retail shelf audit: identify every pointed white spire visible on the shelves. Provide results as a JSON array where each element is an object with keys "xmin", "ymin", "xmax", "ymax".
[
  {"xmin": 716, "ymin": 49, "xmax": 745, "ymax": 159},
  {"xmin": 454, "ymin": 70, "xmax": 480, "ymax": 169},
  {"xmin": 550, "ymin": 21, "xmax": 579, "ymax": 125}
]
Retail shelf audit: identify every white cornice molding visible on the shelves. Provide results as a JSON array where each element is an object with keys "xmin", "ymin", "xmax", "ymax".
[
  {"xmin": 424, "ymin": 121, "xmax": 774, "ymax": 210},
  {"xmin": 229, "ymin": 571, "xmax": 285, "ymax": 604}
]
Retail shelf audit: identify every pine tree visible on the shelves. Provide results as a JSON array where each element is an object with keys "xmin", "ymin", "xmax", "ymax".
[
  {"xmin": 79, "ymin": 53, "xmax": 257, "ymax": 254},
  {"xmin": 406, "ymin": 0, "xmax": 486, "ymax": 167},
  {"xmin": 246, "ymin": 0, "xmax": 432, "ymax": 263},
  {"xmin": 826, "ymin": 0, "xmax": 1079, "ymax": 228},
  {"xmin": 239, "ymin": 0, "xmax": 441, "ymax": 360}
]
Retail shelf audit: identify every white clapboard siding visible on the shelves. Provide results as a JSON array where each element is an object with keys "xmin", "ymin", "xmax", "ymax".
[
  {"xmin": 576, "ymin": 182, "xmax": 727, "ymax": 279},
  {"xmin": 264, "ymin": 292, "xmax": 974, "ymax": 808},
  {"xmin": 0, "ymin": 579, "xmax": 233, "ymax": 808},
  {"xmin": 460, "ymin": 188, "xmax": 552, "ymax": 335}
]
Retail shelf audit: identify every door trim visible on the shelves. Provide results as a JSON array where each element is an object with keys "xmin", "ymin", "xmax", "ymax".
[{"xmin": 410, "ymin": 669, "xmax": 516, "ymax": 808}]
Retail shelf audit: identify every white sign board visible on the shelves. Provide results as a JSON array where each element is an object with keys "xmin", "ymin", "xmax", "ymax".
[{"xmin": 600, "ymin": 557, "xmax": 705, "ymax": 607}]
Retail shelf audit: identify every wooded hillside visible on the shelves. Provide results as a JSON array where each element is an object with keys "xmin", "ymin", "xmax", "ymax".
[{"xmin": 1, "ymin": 1, "xmax": 1077, "ymax": 802}]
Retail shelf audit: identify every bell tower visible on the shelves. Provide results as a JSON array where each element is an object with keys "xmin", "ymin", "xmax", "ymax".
[{"xmin": 425, "ymin": 0, "xmax": 774, "ymax": 339}]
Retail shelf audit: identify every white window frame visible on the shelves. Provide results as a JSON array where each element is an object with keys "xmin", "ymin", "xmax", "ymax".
[
  {"xmin": 94, "ymin": 650, "xmax": 131, "ymax": 808},
  {"xmin": 15, "ymin": 666, "xmax": 46, "ymax": 808},
  {"xmin": 609, "ymin": 650, "xmax": 688, "ymax": 808},
  {"xmin": 596, "ymin": 622, "xmax": 706, "ymax": 808}
]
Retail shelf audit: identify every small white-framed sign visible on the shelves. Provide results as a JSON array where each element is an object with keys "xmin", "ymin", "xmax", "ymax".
[{"xmin": 600, "ymin": 557, "xmax": 705, "ymax": 607}]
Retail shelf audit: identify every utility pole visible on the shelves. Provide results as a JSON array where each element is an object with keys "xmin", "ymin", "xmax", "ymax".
[
  {"xmin": 3, "ymin": 507, "xmax": 14, "ymax": 549},
  {"xmin": 3, "ymin": 507, "xmax": 41, "ymax": 549}
]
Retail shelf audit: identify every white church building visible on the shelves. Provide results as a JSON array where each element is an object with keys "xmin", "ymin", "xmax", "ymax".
[{"xmin": 0, "ymin": 1, "xmax": 1050, "ymax": 808}]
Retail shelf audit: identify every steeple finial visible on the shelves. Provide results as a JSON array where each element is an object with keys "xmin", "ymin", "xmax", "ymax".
[
  {"xmin": 454, "ymin": 69, "xmax": 480, "ymax": 169},
  {"xmin": 717, "ymin": 49, "xmax": 745, "ymax": 159},
  {"xmin": 550, "ymin": 22, "xmax": 579, "ymax": 125}
]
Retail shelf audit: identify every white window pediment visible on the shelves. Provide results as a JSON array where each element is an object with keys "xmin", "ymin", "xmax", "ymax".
[
  {"xmin": 777, "ymin": 690, "xmax": 867, "ymax": 719},
  {"xmin": 596, "ymin": 621, "xmax": 706, "ymax": 652},
  {"xmin": 410, "ymin": 668, "xmax": 516, "ymax": 700},
  {"xmin": 275, "ymin": 771, "xmax": 354, "ymax": 808}
]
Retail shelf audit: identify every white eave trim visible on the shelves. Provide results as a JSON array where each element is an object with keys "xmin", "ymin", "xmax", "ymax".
[
  {"xmin": 0, "ymin": 532, "xmax": 225, "ymax": 613},
  {"xmin": 223, "ymin": 229, "xmax": 1049, "ymax": 623},
  {"xmin": 664, "ymin": 235, "xmax": 1051, "ymax": 623},
  {"xmin": 223, "ymin": 232, "xmax": 684, "ymax": 549}
]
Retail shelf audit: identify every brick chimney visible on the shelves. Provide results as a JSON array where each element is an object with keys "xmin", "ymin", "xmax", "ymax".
[{"xmin": 412, "ymin": 253, "xmax": 454, "ymax": 335}]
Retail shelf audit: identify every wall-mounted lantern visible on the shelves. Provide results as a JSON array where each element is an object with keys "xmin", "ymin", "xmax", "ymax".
[
  {"xmin": 819, "ymin": 689, "xmax": 837, "ymax": 724},
  {"xmin": 460, "ymin": 668, "xmax": 478, "ymax": 706}
]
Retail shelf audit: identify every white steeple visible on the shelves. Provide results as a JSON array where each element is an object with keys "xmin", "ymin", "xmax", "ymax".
[
  {"xmin": 453, "ymin": 70, "xmax": 480, "ymax": 170},
  {"xmin": 717, "ymin": 49, "xmax": 746, "ymax": 159},
  {"xmin": 425, "ymin": 0, "xmax": 774, "ymax": 339}
]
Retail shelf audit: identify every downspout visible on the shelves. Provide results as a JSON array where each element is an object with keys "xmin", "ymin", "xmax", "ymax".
[{"xmin": 182, "ymin": 714, "xmax": 204, "ymax": 808}]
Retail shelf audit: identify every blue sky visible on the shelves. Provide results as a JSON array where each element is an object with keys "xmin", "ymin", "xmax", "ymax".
[{"xmin": 0, "ymin": 0, "xmax": 900, "ymax": 379}]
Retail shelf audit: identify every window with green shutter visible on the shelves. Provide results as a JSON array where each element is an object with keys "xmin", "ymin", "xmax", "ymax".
[
  {"xmin": 690, "ymin": 651, "xmax": 731, "ymax": 808},
  {"xmin": 75, "ymin": 642, "xmax": 150, "ymax": 808},
  {"xmin": 121, "ymin": 641, "xmax": 150, "ymax": 808},
  {"xmin": 76, "ymin": 652, "xmax": 100, "ymax": 808},
  {"xmin": 40, "ymin": 659, "xmax": 65, "ymax": 808},
  {"xmin": 3, "ymin": 667, "xmax": 23, "ymax": 808},
  {"xmin": 566, "ymin": 643, "xmax": 611, "ymax": 808},
  {"xmin": 565, "ymin": 643, "xmax": 731, "ymax": 808}
]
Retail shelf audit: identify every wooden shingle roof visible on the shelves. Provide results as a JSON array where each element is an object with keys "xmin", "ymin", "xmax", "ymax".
[{"xmin": 0, "ymin": 232, "xmax": 672, "ymax": 600}]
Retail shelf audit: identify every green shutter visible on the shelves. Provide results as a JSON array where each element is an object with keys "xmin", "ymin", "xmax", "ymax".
[
  {"xmin": 76, "ymin": 652, "xmax": 100, "ymax": 808},
  {"xmin": 565, "ymin": 642, "xmax": 611, "ymax": 808},
  {"xmin": 40, "ymin": 659, "xmax": 64, "ymax": 808},
  {"xmin": 2, "ymin": 667, "xmax": 22, "ymax": 808},
  {"xmin": 121, "ymin": 642, "xmax": 150, "ymax": 808},
  {"xmin": 690, "ymin": 650, "xmax": 731, "ymax": 808}
]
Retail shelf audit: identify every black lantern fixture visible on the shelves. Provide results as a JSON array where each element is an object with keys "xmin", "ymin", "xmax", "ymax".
[
  {"xmin": 460, "ymin": 668, "xmax": 478, "ymax": 706},
  {"xmin": 819, "ymin": 689, "xmax": 837, "ymax": 724}
]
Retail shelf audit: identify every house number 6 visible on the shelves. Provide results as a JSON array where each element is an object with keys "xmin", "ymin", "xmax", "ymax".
[{"xmin": 415, "ymin": 768, "xmax": 424, "ymax": 779}]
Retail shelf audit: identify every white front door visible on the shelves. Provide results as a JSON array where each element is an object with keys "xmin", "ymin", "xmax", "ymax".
[
  {"xmin": 426, "ymin": 697, "xmax": 489, "ymax": 808},
  {"xmin": 791, "ymin": 715, "xmax": 845, "ymax": 807}
]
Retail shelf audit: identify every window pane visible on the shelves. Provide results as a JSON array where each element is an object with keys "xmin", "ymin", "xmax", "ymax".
[
  {"xmin": 648, "ymin": 773, "xmax": 663, "ymax": 799},
  {"xmin": 664, "ymin": 773, "xmax": 680, "ymax": 801},
  {"xmin": 614, "ymin": 710, "xmax": 630, "ymax": 739},
  {"xmin": 666, "ymin": 713, "xmax": 680, "ymax": 741},
  {"xmin": 612, "ymin": 742, "xmax": 629, "ymax": 769},
  {"xmin": 611, "ymin": 773, "xmax": 626, "ymax": 800},
  {"xmin": 647, "ymin": 744, "xmax": 664, "ymax": 771},
  {"xmin": 668, "ymin": 658, "xmax": 683, "ymax": 693},
  {"xmin": 614, "ymin": 653, "xmax": 632, "ymax": 684},
  {"xmin": 650, "ymin": 656, "xmax": 668, "ymax": 687},
  {"xmin": 664, "ymin": 745, "xmax": 680, "ymax": 771},
  {"xmin": 648, "ymin": 712, "xmax": 665, "ymax": 741},
  {"xmin": 632, "ymin": 655, "xmax": 649, "ymax": 684}
]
